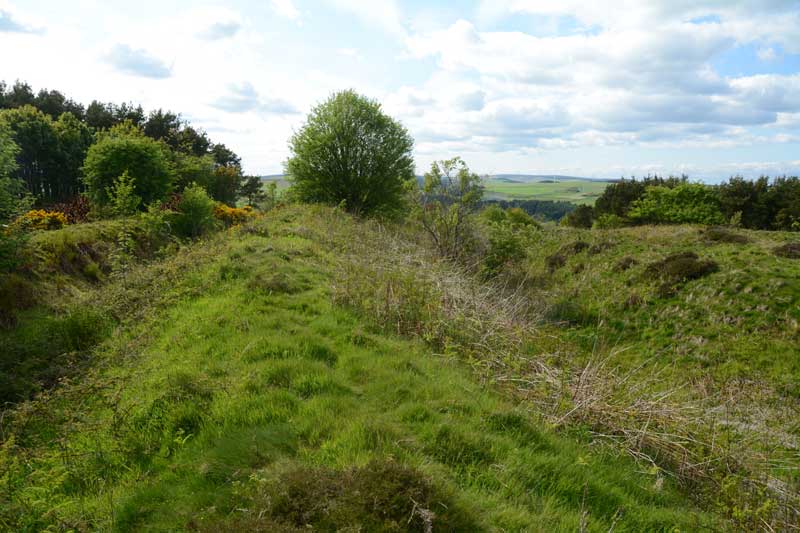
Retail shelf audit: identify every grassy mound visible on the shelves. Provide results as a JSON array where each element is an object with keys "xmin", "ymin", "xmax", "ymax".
[{"xmin": 0, "ymin": 207, "xmax": 716, "ymax": 531}]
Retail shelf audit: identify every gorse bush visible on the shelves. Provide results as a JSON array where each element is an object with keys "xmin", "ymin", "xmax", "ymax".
[
  {"xmin": 287, "ymin": 90, "xmax": 415, "ymax": 216},
  {"xmin": 213, "ymin": 203, "xmax": 255, "ymax": 226},
  {"xmin": 14, "ymin": 209, "xmax": 68, "ymax": 230},
  {"xmin": 172, "ymin": 183, "xmax": 217, "ymax": 238}
]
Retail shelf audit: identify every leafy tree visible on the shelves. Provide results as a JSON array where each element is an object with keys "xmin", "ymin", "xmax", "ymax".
[
  {"xmin": 0, "ymin": 81, "xmax": 35, "ymax": 109},
  {"xmin": 173, "ymin": 183, "xmax": 217, "ymax": 238},
  {"xmin": 172, "ymin": 152, "xmax": 216, "ymax": 192},
  {"xmin": 563, "ymin": 205, "xmax": 594, "ymax": 228},
  {"xmin": 628, "ymin": 184, "xmax": 724, "ymax": 225},
  {"xmin": 53, "ymin": 112, "xmax": 93, "ymax": 199},
  {"xmin": 240, "ymin": 175, "xmax": 266, "ymax": 205},
  {"xmin": 210, "ymin": 143, "xmax": 241, "ymax": 168},
  {"xmin": 176, "ymin": 126, "xmax": 211, "ymax": 157},
  {"xmin": 34, "ymin": 89, "xmax": 84, "ymax": 120},
  {"xmin": 85, "ymin": 101, "xmax": 117, "ymax": 130},
  {"xmin": 0, "ymin": 124, "xmax": 31, "ymax": 271},
  {"xmin": 209, "ymin": 165, "xmax": 243, "ymax": 206},
  {"xmin": 144, "ymin": 109, "xmax": 182, "ymax": 148},
  {"xmin": 287, "ymin": 90, "xmax": 415, "ymax": 216},
  {"xmin": 413, "ymin": 157, "xmax": 483, "ymax": 259},
  {"xmin": 105, "ymin": 171, "xmax": 141, "ymax": 216},
  {"xmin": 83, "ymin": 133, "xmax": 174, "ymax": 207},
  {"xmin": 0, "ymin": 105, "xmax": 62, "ymax": 201}
]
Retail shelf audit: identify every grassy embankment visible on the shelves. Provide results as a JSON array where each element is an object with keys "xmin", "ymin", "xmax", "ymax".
[{"xmin": 0, "ymin": 206, "xmax": 721, "ymax": 531}]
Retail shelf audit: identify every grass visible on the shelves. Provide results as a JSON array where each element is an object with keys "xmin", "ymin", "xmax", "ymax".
[
  {"xmin": 0, "ymin": 208, "xmax": 718, "ymax": 531},
  {"xmin": 483, "ymin": 179, "xmax": 611, "ymax": 205}
]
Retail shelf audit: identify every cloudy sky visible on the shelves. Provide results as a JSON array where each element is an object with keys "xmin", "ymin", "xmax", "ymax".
[{"xmin": 2, "ymin": 0, "xmax": 800, "ymax": 179}]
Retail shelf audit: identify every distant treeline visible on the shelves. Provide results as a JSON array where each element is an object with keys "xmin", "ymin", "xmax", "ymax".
[
  {"xmin": 564, "ymin": 175, "xmax": 800, "ymax": 231},
  {"xmin": 481, "ymin": 198, "xmax": 576, "ymax": 222},
  {"xmin": 0, "ymin": 80, "xmax": 247, "ymax": 205}
]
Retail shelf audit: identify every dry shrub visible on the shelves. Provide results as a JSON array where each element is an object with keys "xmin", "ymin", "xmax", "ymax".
[
  {"xmin": 561, "ymin": 240, "xmax": 590, "ymax": 255},
  {"xmin": 614, "ymin": 256, "xmax": 638, "ymax": 272},
  {"xmin": 215, "ymin": 460, "xmax": 477, "ymax": 532},
  {"xmin": 545, "ymin": 253, "xmax": 567, "ymax": 273},
  {"xmin": 702, "ymin": 227, "xmax": 750, "ymax": 244},
  {"xmin": 644, "ymin": 252, "xmax": 718, "ymax": 296},
  {"xmin": 588, "ymin": 242, "xmax": 614, "ymax": 255},
  {"xmin": 773, "ymin": 242, "xmax": 800, "ymax": 259}
]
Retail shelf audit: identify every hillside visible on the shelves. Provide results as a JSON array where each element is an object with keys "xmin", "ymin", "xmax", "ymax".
[
  {"xmin": 0, "ymin": 206, "xmax": 730, "ymax": 531},
  {"xmin": 483, "ymin": 177, "xmax": 611, "ymax": 205}
]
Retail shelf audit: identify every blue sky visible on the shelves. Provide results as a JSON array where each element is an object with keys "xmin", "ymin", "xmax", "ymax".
[{"xmin": 1, "ymin": 0, "xmax": 800, "ymax": 179}]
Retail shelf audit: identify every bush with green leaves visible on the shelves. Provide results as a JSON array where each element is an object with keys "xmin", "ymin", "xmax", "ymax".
[
  {"xmin": 562, "ymin": 204, "xmax": 594, "ymax": 228},
  {"xmin": 287, "ymin": 90, "xmax": 415, "ymax": 216},
  {"xmin": 172, "ymin": 183, "xmax": 217, "ymax": 238},
  {"xmin": 105, "ymin": 171, "xmax": 141, "ymax": 217},
  {"xmin": 413, "ymin": 157, "xmax": 483, "ymax": 259},
  {"xmin": 83, "ymin": 133, "xmax": 174, "ymax": 207},
  {"xmin": 593, "ymin": 213, "xmax": 627, "ymax": 229},
  {"xmin": 628, "ymin": 183, "xmax": 725, "ymax": 225}
]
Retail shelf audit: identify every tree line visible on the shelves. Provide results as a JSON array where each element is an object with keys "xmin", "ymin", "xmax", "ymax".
[
  {"xmin": 564, "ymin": 175, "xmax": 800, "ymax": 231},
  {"xmin": 0, "ymin": 80, "xmax": 263, "ymax": 206}
]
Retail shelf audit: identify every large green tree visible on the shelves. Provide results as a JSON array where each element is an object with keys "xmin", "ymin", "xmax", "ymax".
[
  {"xmin": 0, "ymin": 105, "xmax": 62, "ymax": 201},
  {"xmin": 83, "ymin": 133, "xmax": 174, "ymax": 206},
  {"xmin": 286, "ymin": 90, "xmax": 415, "ymax": 216}
]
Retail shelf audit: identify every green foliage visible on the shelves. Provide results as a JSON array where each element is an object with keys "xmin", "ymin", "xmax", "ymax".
[
  {"xmin": 593, "ymin": 213, "xmax": 627, "ymax": 229},
  {"xmin": 105, "ymin": 171, "xmax": 141, "ymax": 217},
  {"xmin": 172, "ymin": 183, "xmax": 216, "ymax": 238},
  {"xmin": 83, "ymin": 133, "xmax": 174, "ymax": 207},
  {"xmin": 287, "ymin": 90, "xmax": 415, "ymax": 216},
  {"xmin": 563, "ymin": 204, "xmax": 594, "ymax": 228},
  {"xmin": 481, "ymin": 221, "xmax": 528, "ymax": 278},
  {"xmin": 643, "ymin": 251, "xmax": 719, "ymax": 296},
  {"xmin": 413, "ymin": 157, "xmax": 484, "ymax": 259},
  {"xmin": 208, "ymin": 165, "xmax": 242, "ymax": 206},
  {"xmin": 239, "ymin": 175, "xmax": 267, "ymax": 205},
  {"xmin": 628, "ymin": 184, "xmax": 725, "ymax": 225}
]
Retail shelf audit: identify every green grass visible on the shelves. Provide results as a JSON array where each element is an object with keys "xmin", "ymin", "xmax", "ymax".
[
  {"xmin": 0, "ymin": 208, "xmax": 717, "ymax": 531},
  {"xmin": 484, "ymin": 179, "xmax": 611, "ymax": 205}
]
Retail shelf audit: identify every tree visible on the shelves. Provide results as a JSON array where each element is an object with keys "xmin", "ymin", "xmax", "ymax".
[
  {"xmin": 562, "ymin": 204, "xmax": 594, "ymax": 228},
  {"xmin": 34, "ymin": 89, "xmax": 84, "ymax": 120},
  {"xmin": 53, "ymin": 112, "xmax": 93, "ymax": 199},
  {"xmin": 173, "ymin": 183, "xmax": 217, "ymax": 238},
  {"xmin": 210, "ymin": 143, "xmax": 241, "ymax": 168},
  {"xmin": 413, "ymin": 157, "xmax": 483, "ymax": 259},
  {"xmin": 143, "ymin": 109, "xmax": 182, "ymax": 148},
  {"xmin": 628, "ymin": 184, "xmax": 725, "ymax": 225},
  {"xmin": 85, "ymin": 101, "xmax": 117, "ymax": 130},
  {"xmin": 172, "ymin": 152, "xmax": 216, "ymax": 192},
  {"xmin": 0, "ymin": 105, "xmax": 62, "ymax": 201},
  {"xmin": 83, "ymin": 133, "xmax": 174, "ymax": 207},
  {"xmin": 286, "ymin": 90, "xmax": 415, "ymax": 216},
  {"xmin": 208, "ymin": 165, "xmax": 242, "ymax": 206},
  {"xmin": 240, "ymin": 175, "xmax": 267, "ymax": 205}
]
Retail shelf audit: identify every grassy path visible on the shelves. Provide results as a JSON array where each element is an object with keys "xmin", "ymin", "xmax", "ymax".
[{"xmin": 2, "ymin": 210, "xmax": 716, "ymax": 531}]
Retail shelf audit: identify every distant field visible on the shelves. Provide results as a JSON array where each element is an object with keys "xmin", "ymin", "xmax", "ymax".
[{"xmin": 484, "ymin": 179, "xmax": 611, "ymax": 205}]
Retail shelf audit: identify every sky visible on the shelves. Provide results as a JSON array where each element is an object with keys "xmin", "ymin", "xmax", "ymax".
[{"xmin": 1, "ymin": 0, "xmax": 800, "ymax": 180}]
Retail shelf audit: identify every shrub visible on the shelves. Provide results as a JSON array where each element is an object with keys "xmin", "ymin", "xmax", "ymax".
[
  {"xmin": 614, "ymin": 256, "xmax": 638, "ymax": 272},
  {"xmin": 544, "ymin": 299, "xmax": 597, "ymax": 326},
  {"xmin": 287, "ymin": 90, "xmax": 415, "ymax": 216},
  {"xmin": 83, "ymin": 133, "xmax": 174, "ymax": 207},
  {"xmin": 106, "ymin": 171, "xmax": 141, "ymax": 217},
  {"xmin": 481, "ymin": 221, "xmax": 527, "ymax": 278},
  {"xmin": 702, "ymin": 226, "xmax": 750, "ymax": 244},
  {"xmin": 413, "ymin": 157, "xmax": 483, "ymax": 259},
  {"xmin": 593, "ymin": 213, "xmax": 627, "ymax": 229},
  {"xmin": 506, "ymin": 207, "xmax": 539, "ymax": 227},
  {"xmin": 14, "ymin": 209, "xmax": 68, "ymax": 230},
  {"xmin": 50, "ymin": 195, "xmax": 91, "ymax": 224},
  {"xmin": 545, "ymin": 253, "xmax": 566, "ymax": 273},
  {"xmin": 213, "ymin": 203, "xmax": 256, "ymax": 226},
  {"xmin": 773, "ymin": 242, "xmax": 800, "ymax": 259},
  {"xmin": 258, "ymin": 460, "xmax": 477, "ymax": 531},
  {"xmin": 173, "ymin": 183, "xmax": 217, "ymax": 238},
  {"xmin": 562, "ymin": 204, "xmax": 594, "ymax": 228},
  {"xmin": 644, "ymin": 251, "xmax": 719, "ymax": 296},
  {"xmin": 628, "ymin": 184, "xmax": 725, "ymax": 225}
]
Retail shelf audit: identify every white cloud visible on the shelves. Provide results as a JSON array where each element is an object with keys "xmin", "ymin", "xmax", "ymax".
[
  {"xmin": 326, "ymin": 0, "xmax": 406, "ymax": 37},
  {"xmin": 270, "ymin": 0, "xmax": 301, "ymax": 21}
]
